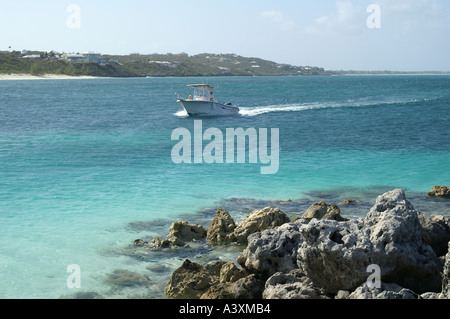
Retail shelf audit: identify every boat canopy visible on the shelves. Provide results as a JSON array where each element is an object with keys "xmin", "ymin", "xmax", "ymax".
[{"xmin": 187, "ymin": 84, "xmax": 218, "ymax": 90}]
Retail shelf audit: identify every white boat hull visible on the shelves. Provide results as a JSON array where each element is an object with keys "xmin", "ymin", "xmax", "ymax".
[{"xmin": 177, "ymin": 99, "xmax": 240, "ymax": 116}]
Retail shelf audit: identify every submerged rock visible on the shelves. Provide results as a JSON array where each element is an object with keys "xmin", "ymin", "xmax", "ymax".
[
  {"xmin": 339, "ymin": 199, "xmax": 362, "ymax": 205},
  {"xmin": 106, "ymin": 269, "xmax": 152, "ymax": 288},
  {"xmin": 427, "ymin": 185, "xmax": 450, "ymax": 198}
]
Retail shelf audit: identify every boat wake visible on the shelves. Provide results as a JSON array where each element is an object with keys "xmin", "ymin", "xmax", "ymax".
[
  {"xmin": 175, "ymin": 96, "xmax": 438, "ymax": 118},
  {"xmin": 174, "ymin": 110, "xmax": 189, "ymax": 117},
  {"xmin": 238, "ymin": 96, "xmax": 436, "ymax": 117}
]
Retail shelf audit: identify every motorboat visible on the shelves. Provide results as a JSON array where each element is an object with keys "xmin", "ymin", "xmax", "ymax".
[{"xmin": 176, "ymin": 84, "xmax": 240, "ymax": 116}]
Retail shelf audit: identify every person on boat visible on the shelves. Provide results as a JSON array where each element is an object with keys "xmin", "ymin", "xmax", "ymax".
[{"xmin": 210, "ymin": 91, "xmax": 214, "ymax": 101}]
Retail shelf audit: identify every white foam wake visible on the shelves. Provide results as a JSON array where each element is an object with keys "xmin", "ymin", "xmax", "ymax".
[
  {"xmin": 174, "ymin": 110, "xmax": 188, "ymax": 117},
  {"xmin": 238, "ymin": 97, "xmax": 432, "ymax": 117},
  {"xmin": 238, "ymin": 102, "xmax": 325, "ymax": 117}
]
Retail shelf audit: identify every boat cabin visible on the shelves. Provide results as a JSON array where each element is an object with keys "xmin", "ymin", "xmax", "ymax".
[{"xmin": 187, "ymin": 84, "xmax": 217, "ymax": 102}]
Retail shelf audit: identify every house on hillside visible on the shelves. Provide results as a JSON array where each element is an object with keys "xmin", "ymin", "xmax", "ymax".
[
  {"xmin": 62, "ymin": 51, "xmax": 102, "ymax": 64},
  {"xmin": 22, "ymin": 54, "xmax": 41, "ymax": 60}
]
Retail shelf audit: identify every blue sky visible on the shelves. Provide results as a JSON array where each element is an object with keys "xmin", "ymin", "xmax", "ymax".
[{"xmin": 1, "ymin": 0, "xmax": 449, "ymax": 71}]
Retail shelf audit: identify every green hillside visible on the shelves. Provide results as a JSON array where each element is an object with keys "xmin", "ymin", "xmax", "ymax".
[{"xmin": 0, "ymin": 50, "xmax": 333, "ymax": 77}]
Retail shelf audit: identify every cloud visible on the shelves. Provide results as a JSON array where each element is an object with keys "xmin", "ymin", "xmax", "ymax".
[
  {"xmin": 260, "ymin": 10, "xmax": 295, "ymax": 31},
  {"xmin": 304, "ymin": 1, "xmax": 364, "ymax": 35},
  {"xmin": 374, "ymin": 0, "xmax": 448, "ymax": 30}
]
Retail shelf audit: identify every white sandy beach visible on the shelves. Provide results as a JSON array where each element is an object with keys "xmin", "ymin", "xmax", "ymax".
[{"xmin": 0, "ymin": 73, "xmax": 103, "ymax": 80}]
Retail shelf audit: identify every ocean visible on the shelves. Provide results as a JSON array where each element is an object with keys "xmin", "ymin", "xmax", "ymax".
[{"xmin": 1, "ymin": 75, "xmax": 449, "ymax": 298}]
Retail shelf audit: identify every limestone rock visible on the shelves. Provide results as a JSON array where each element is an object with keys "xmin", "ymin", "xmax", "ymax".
[
  {"xmin": 427, "ymin": 185, "xmax": 450, "ymax": 198},
  {"xmin": 237, "ymin": 220, "xmax": 307, "ymax": 276},
  {"xmin": 348, "ymin": 282, "xmax": 419, "ymax": 299},
  {"xmin": 219, "ymin": 262, "xmax": 248, "ymax": 284},
  {"xmin": 262, "ymin": 269, "xmax": 329, "ymax": 299},
  {"xmin": 301, "ymin": 201, "xmax": 348, "ymax": 221},
  {"xmin": 169, "ymin": 221, "xmax": 207, "ymax": 242},
  {"xmin": 206, "ymin": 209, "xmax": 236, "ymax": 245},
  {"xmin": 165, "ymin": 259, "xmax": 261, "ymax": 299},
  {"xmin": 200, "ymin": 274, "xmax": 264, "ymax": 299},
  {"xmin": 143, "ymin": 221, "xmax": 207, "ymax": 248},
  {"xmin": 418, "ymin": 214, "xmax": 450, "ymax": 256},
  {"xmin": 442, "ymin": 242, "xmax": 450, "ymax": 298},
  {"xmin": 233, "ymin": 207, "xmax": 290, "ymax": 244},
  {"xmin": 297, "ymin": 189, "xmax": 443, "ymax": 294},
  {"xmin": 165, "ymin": 259, "xmax": 227, "ymax": 299}
]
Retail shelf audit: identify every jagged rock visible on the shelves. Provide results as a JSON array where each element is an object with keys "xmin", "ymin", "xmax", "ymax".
[
  {"xmin": 165, "ymin": 260, "xmax": 227, "ymax": 299},
  {"xmin": 442, "ymin": 242, "xmax": 450, "ymax": 298},
  {"xmin": 225, "ymin": 274, "xmax": 264, "ymax": 299},
  {"xmin": 219, "ymin": 262, "xmax": 248, "ymax": 283},
  {"xmin": 297, "ymin": 189, "xmax": 443, "ymax": 294},
  {"xmin": 169, "ymin": 221, "xmax": 207, "ymax": 242},
  {"xmin": 418, "ymin": 214, "xmax": 450, "ymax": 256},
  {"xmin": 301, "ymin": 201, "xmax": 348, "ymax": 221},
  {"xmin": 262, "ymin": 269, "xmax": 329, "ymax": 299},
  {"xmin": 165, "ymin": 259, "xmax": 260, "ymax": 299},
  {"xmin": 206, "ymin": 209, "xmax": 236, "ymax": 245},
  {"xmin": 233, "ymin": 207, "xmax": 290, "ymax": 244},
  {"xmin": 348, "ymin": 282, "xmax": 419, "ymax": 299},
  {"xmin": 421, "ymin": 292, "xmax": 440, "ymax": 299},
  {"xmin": 335, "ymin": 290, "xmax": 351, "ymax": 299},
  {"xmin": 200, "ymin": 274, "xmax": 264, "ymax": 299},
  {"xmin": 427, "ymin": 185, "xmax": 450, "ymax": 198},
  {"xmin": 237, "ymin": 220, "xmax": 307, "ymax": 276}
]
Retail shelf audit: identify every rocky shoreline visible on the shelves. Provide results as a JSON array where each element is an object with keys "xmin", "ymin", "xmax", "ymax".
[{"xmin": 132, "ymin": 186, "xmax": 450, "ymax": 299}]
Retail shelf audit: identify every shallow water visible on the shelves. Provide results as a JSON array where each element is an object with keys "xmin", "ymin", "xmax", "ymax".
[{"xmin": 0, "ymin": 75, "xmax": 449, "ymax": 298}]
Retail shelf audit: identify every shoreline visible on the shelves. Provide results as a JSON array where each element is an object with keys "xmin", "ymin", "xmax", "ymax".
[
  {"xmin": 0, "ymin": 73, "xmax": 106, "ymax": 80},
  {"xmin": 2, "ymin": 73, "xmax": 449, "ymax": 81}
]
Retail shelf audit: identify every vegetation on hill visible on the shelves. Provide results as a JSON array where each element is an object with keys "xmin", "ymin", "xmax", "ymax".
[{"xmin": 0, "ymin": 50, "xmax": 333, "ymax": 77}]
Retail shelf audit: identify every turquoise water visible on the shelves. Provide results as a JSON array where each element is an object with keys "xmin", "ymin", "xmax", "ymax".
[{"xmin": 1, "ymin": 75, "xmax": 449, "ymax": 298}]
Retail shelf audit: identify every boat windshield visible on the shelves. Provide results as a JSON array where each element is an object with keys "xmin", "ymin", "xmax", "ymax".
[{"xmin": 189, "ymin": 85, "xmax": 216, "ymax": 101}]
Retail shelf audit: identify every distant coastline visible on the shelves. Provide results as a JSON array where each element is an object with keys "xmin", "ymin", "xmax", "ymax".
[
  {"xmin": 0, "ymin": 73, "xmax": 103, "ymax": 80},
  {"xmin": 1, "ymin": 50, "xmax": 449, "ymax": 78},
  {"xmin": 1, "ymin": 72, "xmax": 448, "ymax": 81}
]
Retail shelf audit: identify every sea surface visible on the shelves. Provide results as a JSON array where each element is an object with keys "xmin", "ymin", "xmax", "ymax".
[{"xmin": 1, "ymin": 75, "xmax": 449, "ymax": 299}]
